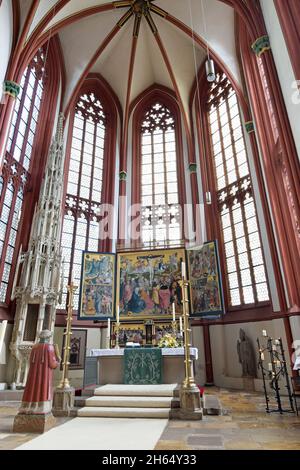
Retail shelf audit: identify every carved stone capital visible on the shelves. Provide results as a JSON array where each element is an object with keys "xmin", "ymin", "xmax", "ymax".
[
  {"xmin": 3, "ymin": 80, "xmax": 21, "ymax": 98},
  {"xmin": 251, "ymin": 36, "xmax": 271, "ymax": 56}
]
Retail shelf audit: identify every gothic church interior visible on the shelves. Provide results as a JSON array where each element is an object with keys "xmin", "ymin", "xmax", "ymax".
[{"xmin": 0, "ymin": 0, "xmax": 300, "ymax": 451}]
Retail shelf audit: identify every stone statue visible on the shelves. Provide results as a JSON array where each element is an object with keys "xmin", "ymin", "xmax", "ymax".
[{"xmin": 237, "ymin": 329, "xmax": 256, "ymax": 378}]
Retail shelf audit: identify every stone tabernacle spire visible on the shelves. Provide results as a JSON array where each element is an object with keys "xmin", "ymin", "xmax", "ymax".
[{"xmin": 10, "ymin": 114, "xmax": 65, "ymax": 388}]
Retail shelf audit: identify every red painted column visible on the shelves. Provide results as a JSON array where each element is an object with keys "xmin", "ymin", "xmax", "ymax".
[
  {"xmin": 239, "ymin": 23, "xmax": 300, "ymax": 313},
  {"xmin": 203, "ymin": 324, "xmax": 214, "ymax": 385},
  {"xmin": 274, "ymin": 0, "xmax": 300, "ymax": 80}
]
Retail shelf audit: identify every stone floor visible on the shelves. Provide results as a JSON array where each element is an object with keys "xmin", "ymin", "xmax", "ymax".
[
  {"xmin": 156, "ymin": 388, "xmax": 300, "ymax": 450},
  {"xmin": 0, "ymin": 401, "xmax": 72, "ymax": 450},
  {"xmin": 0, "ymin": 388, "xmax": 299, "ymax": 450}
]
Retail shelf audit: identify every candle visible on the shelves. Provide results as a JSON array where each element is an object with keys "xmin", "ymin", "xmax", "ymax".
[
  {"xmin": 116, "ymin": 306, "xmax": 120, "ymax": 323},
  {"xmin": 276, "ymin": 360, "xmax": 281, "ymax": 368},
  {"xmin": 262, "ymin": 329, "xmax": 267, "ymax": 337},
  {"xmin": 260, "ymin": 352, "xmax": 265, "ymax": 361},
  {"xmin": 172, "ymin": 303, "xmax": 176, "ymax": 322},
  {"xmin": 268, "ymin": 363, "xmax": 272, "ymax": 371},
  {"xmin": 272, "ymin": 345, "xmax": 277, "ymax": 351},
  {"xmin": 181, "ymin": 261, "xmax": 186, "ymax": 279},
  {"xmin": 274, "ymin": 339, "xmax": 280, "ymax": 346},
  {"xmin": 179, "ymin": 316, "xmax": 183, "ymax": 334},
  {"xmin": 107, "ymin": 318, "xmax": 111, "ymax": 338}
]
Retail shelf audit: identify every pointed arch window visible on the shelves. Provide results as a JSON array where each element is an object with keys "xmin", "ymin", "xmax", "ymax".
[
  {"xmin": 206, "ymin": 72, "xmax": 269, "ymax": 307},
  {"xmin": 61, "ymin": 91, "xmax": 106, "ymax": 309},
  {"xmin": 140, "ymin": 102, "xmax": 181, "ymax": 247},
  {"xmin": 0, "ymin": 49, "xmax": 46, "ymax": 303}
]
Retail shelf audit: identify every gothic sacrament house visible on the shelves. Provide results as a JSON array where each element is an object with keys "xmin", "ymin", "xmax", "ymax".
[{"xmin": 0, "ymin": 0, "xmax": 300, "ymax": 451}]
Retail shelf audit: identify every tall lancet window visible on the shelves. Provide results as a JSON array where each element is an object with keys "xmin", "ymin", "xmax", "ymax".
[
  {"xmin": 61, "ymin": 92, "xmax": 106, "ymax": 308},
  {"xmin": 206, "ymin": 72, "xmax": 269, "ymax": 307},
  {"xmin": 0, "ymin": 49, "xmax": 46, "ymax": 303},
  {"xmin": 140, "ymin": 102, "xmax": 181, "ymax": 246}
]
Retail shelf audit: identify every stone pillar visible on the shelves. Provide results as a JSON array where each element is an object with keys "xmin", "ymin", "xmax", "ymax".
[
  {"xmin": 52, "ymin": 387, "xmax": 75, "ymax": 417},
  {"xmin": 13, "ymin": 413, "xmax": 56, "ymax": 434}
]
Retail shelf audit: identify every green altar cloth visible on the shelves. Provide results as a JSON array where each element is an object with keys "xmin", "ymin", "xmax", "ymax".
[{"xmin": 123, "ymin": 348, "xmax": 162, "ymax": 385}]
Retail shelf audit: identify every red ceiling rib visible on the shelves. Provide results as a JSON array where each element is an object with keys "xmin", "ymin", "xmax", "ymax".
[
  {"xmin": 16, "ymin": 3, "xmax": 116, "ymax": 81},
  {"xmin": 8, "ymin": 0, "xmax": 40, "ymax": 81},
  {"xmin": 63, "ymin": 19, "xmax": 125, "ymax": 117},
  {"xmin": 12, "ymin": 0, "xmax": 266, "ymax": 85},
  {"xmin": 24, "ymin": 0, "xmax": 71, "ymax": 49}
]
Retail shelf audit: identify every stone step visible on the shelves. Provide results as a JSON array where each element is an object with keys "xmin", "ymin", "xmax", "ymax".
[
  {"xmin": 78, "ymin": 406, "xmax": 170, "ymax": 419},
  {"xmin": 85, "ymin": 395, "xmax": 173, "ymax": 408},
  {"xmin": 203, "ymin": 394, "xmax": 222, "ymax": 416},
  {"xmin": 0, "ymin": 390, "xmax": 23, "ymax": 401},
  {"xmin": 94, "ymin": 384, "xmax": 177, "ymax": 397}
]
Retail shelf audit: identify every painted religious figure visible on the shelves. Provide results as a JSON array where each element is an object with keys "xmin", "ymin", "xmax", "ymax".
[
  {"xmin": 16, "ymin": 330, "xmax": 59, "ymax": 415},
  {"xmin": 187, "ymin": 241, "xmax": 224, "ymax": 318},
  {"xmin": 78, "ymin": 252, "xmax": 115, "ymax": 320},
  {"xmin": 154, "ymin": 323, "xmax": 174, "ymax": 343},
  {"xmin": 117, "ymin": 249, "xmax": 185, "ymax": 320},
  {"xmin": 112, "ymin": 323, "xmax": 145, "ymax": 347}
]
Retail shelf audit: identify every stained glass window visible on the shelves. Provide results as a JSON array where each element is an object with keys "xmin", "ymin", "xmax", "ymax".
[
  {"xmin": 0, "ymin": 49, "xmax": 46, "ymax": 303},
  {"xmin": 61, "ymin": 92, "xmax": 105, "ymax": 309},
  {"xmin": 140, "ymin": 102, "xmax": 181, "ymax": 247},
  {"xmin": 206, "ymin": 73, "xmax": 269, "ymax": 307}
]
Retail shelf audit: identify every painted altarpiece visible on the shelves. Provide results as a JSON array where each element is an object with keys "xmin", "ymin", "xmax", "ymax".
[
  {"xmin": 187, "ymin": 241, "xmax": 224, "ymax": 319},
  {"xmin": 116, "ymin": 248, "xmax": 185, "ymax": 321}
]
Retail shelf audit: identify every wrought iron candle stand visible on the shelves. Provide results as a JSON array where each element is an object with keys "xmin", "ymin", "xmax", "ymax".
[{"xmin": 257, "ymin": 333, "xmax": 294, "ymax": 414}]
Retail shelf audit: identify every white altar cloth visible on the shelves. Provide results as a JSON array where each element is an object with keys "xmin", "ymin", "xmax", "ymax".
[{"xmin": 89, "ymin": 347, "xmax": 198, "ymax": 360}]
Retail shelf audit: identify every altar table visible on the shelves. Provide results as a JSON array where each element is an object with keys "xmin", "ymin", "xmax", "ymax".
[{"xmin": 88, "ymin": 347, "xmax": 198, "ymax": 385}]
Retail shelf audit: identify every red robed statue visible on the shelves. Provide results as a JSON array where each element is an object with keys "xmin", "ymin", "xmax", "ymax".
[{"xmin": 19, "ymin": 329, "xmax": 60, "ymax": 415}]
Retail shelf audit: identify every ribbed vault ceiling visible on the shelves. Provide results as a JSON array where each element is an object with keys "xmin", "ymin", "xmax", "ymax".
[{"xmin": 18, "ymin": 0, "xmax": 241, "ymax": 121}]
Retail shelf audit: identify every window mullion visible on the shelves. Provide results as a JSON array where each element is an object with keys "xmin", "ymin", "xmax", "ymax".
[
  {"xmin": 86, "ymin": 121, "xmax": 97, "ymax": 249},
  {"xmin": 226, "ymin": 98, "xmax": 257, "ymax": 304},
  {"xmin": 240, "ymin": 196, "xmax": 258, "ymax": 303},
  {"xmin": 225, "ymin": 96, "xmax": 239, "ymax": 180},
  {"xmin": 217, "ymin": 104, "xmax": 229, "ymax": 189},
  {"xmin": 0, "ymin": 185, "xmax": 20, "ymax": 301},
  {"xmin": 151, "ymin": 132, "xmax": 155, "ymax": 242},
  {"xmin": 217, "ymin": 104, "xmax": 244, "ymax": 306},
  {"xmin": 162, "ymin": 130, "xmax": 169, "ymax": 243},
  {"xmin": 20, "ymin": 76, "xmax": 40, "ymax": 168},
  {"xmin": 9, "ymin": 68, "xmax": 31, "ymax": 154},
  {"xmin": 68, "ymin": 212, "xmax": 78, "ymax": 283},
  {"xmin": 0, "ymin": 174, "xmax": 9, "ymax": 211},
  {"xmin": 77, "ymin": 116, "xmax": 86, "ymax": 201}
]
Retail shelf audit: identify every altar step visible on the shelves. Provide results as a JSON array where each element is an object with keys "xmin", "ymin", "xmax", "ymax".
[
  {"xmin": 85, "ymin": 396, "xmax": 172, "ymax": 408},
  {"xmin": 94, "ymin": 384, "xmax": 177, "ymax": 397},
  {"xmin": 77, "ymin": 384, "xmax": 177, "ymax": 419},
  {"xmin": 78, "ymin": 406, "xmax": 170, "ymax": 418}
]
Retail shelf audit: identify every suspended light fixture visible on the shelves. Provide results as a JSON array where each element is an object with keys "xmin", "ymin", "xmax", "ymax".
[
  {"xmin": 205, "ymin": 58, "xmax": 216, "ymax": 83},
  {"xmin": 200, "ymin": 0, "xmax": 216, "ymax": 83}
]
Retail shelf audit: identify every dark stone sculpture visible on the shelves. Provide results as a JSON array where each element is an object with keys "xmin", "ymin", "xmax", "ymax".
[{"xmin": 237, "ymin": 329, "xmax": 256, "ymax": 378}]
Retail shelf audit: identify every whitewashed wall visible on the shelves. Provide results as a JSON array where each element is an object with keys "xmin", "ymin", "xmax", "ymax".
[
  {"xmin": 53, "ymin": 326, "xmax": 102, "ymax": 389},
  {"xmin": 209, "ymin": 318, "xmax": 292, "ymax": 393}
]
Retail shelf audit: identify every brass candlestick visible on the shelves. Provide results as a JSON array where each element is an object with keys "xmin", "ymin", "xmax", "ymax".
[
  {"xmin": 179, "ymin": 278, "xmax": 196, "ymax": 390},
  {"xmin": 57, "ymin": 281, "xmax": 77, "ymax": 389}
]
